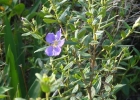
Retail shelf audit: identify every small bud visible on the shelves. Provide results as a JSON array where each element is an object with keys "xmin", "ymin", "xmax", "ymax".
[
  {"xmin": 32, "ymin": 19, "xmax": 37, "ymax": 26},
  {"xmin": 41, "ymin": 5, "xmax": 48, "ymax": 13},
  {"xmin": 21, "ymin": 17, "xmax": 32, "ymax": 26},
  {"xmin": 40, "ymin": 74, "xmax": 51, "ymax": 93},
  {"xmin": 132, "ymin": 17, "xmax": 140, "ymax": 29}
]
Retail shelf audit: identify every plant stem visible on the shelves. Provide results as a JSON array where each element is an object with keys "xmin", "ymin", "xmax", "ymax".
[{"xmin": 46, "ymin": 93, "xmax": 49, "ymax": 100}]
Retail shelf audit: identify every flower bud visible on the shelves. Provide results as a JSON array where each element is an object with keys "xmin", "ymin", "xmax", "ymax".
[
  {"xmin": 41, "ymin": 5, "xmax": 48, "ymax": 13},
  {"xmin": 21, "ymin": 17, "xmax": 32, "ymax": 26},
  {"xmin": 32, "ymin": 19, "xmax": 37, "ymax": 26},
  {"xmin": 132, "ymin": 17, "xmax": 140, "ymax": 29},
  {"xmin": 40, "ymin": 74, "xmax": 51, "ymax": 93}
]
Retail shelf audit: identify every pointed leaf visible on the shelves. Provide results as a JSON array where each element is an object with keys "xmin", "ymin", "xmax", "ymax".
[
  {"xmin": 72, "ymin": 84, "xmax": 79, "ymax": 93},
  {"xmin": 43, "ymin": 18, "xmax": 57, "ymax": 23},
  {"xmin": 0, "ymin": 87, "xmax": 13, "ymax": 94},
  {"xmin": 64, "ymin": 61, "xmax": 73, "ymax": 70}
]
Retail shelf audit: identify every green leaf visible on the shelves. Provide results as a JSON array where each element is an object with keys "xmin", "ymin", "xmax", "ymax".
[
  {"xmin": 34, "ymin": 46, "xmax": 46, "ymax": 53},
  {"xmin": 35, "ymin": 73, "xmax": 42, "ymax": 81},
  {"xmin": 0, "ymin": 33, "xmax": 5, "ymax": 35},
  {"xmin": 133, "ymin": 47, "xmax": 140, "ymax": 56},
  {"xmin": 89, "ymin": 40, "xmax": 99, "ymax": 45},
  {"xmin": 122, "ymin": 78, "xmax": 129, "ymax": 96},
  {"xmin": 35, "ymin": 58, "xmax": 44, "ymax": 68},
  {"xmin": 123, "ymin": 22, "xmax": 131, "ymax": 30},
  {"xmin": 95, "ymin": 30, "xmax": 103, "ymax": 39},
  {"xmin": 133, "ymin": 66, "xmax": 140, "ymax": 70},
  {"xmin": 78, "ymin": 0, "xmax": 88, "ymax": 8},
  {"xmin": 56, "ymin": 0, "xmax": 67, "ymax": 6},
  {"xmin": 116, "ymin": 45, "xmax": 133, "ymax": 47},
  {"xmin": 13, "ymin": 3, "xmax": 25, "ymax": 15},
  {"xmin": 43, "ymin": 18, "xmax": 57, "ymax": 23},
  {"xmin": 21, "ymin": 32, "xmax": 32, "ymax": 36},
  {"xmin": 59, "ymin": 5, "xmax": 71, "ymax": 23},
  {"xmin": 104, "ymin": 75, "xmax": 113, "ymax": 92},
  {"xmin": 99, "ymin": 22, "xmax": 113, "ymax": 29},
  {"xmin": 68, "ymin": 23, "xmax": 76, "ymax": 31},
  {"xmin": 0, "ymin": 94, "xmax": 7, "ymax": 98},
  {"xmin": 78, "ymin": 28, "xmax": 86, "ymax": 38},
  {"xmin": 76, "ymin": 92, "xmax": 82, "ymax": 99},
  {"xmin": 92, "ymin": 15, "xmax": 102, "ymax": 25},
  {"xmin": 94, "ymin": 77, "xmax": 101, "ymax": 93},
  {"xmin": 65, "ymin": 40, "xmax": 77, "ymax": 45},
  {"xmin": 70, "ymin": 96, "xmax": 76, "ymax": 100},
  {"xmin": 77, "ymin": 51, "xmax": 91, "ymax": 57},
  {"xmin": 44, "ymin": 15, "xmax": 54, "ymax": 18},
  {"xmin": 103, "ymin": 39, "xmax": 111, "ymax": 46},
  {"xmin": 0, "ymin": 87, "xmax": 13, "ymax": 94},
  {"xmin": 105, "ymin": 75, "xmax": 113, "ymax": 83},
  {"xmin": 98, "ymin": 6, "xmax": 106, "ymax": 17},
  {"xmin": 31, "ymin": 34, "xmax": 42, "ymax": 39},
  {"xmin": 0, "ymin": 0, "xmax": 12, "ymax": 5},
  {"xmin": 91, "ymin": 86, "xmax": 96, "ymax": 98},
  {"xmin": 102, "ymin": 45, "xmax": 112, "ymax": 51},
  {"xmin": 81, "ymin": 34, "xmax": 92, "ymax": 45},
  {"xmin": 27, "ymin": 79, "xmax": 41, "ymax": 99},
  {"xmin": 123, "ymin": 56, "xmax": 133, "ymax": 60},
  {"xmin": 51, "ymin": 78, "xmax": 63, "ymax": 92},
  {"xmin": 105, "ymin": 31, "xmax": 113, "ymax": 42},
  {"xmin": 113, "ymin": 84, "xmax": 126, "ymax": 94},
  {"xmin": 116, "ymin": 67, "xmax": 126, "ymax": 70},
  {"xmin": 64, "ymin": 61, "xmax": 74, "ymax": 70},
  {"xmin": 6, "ymin": 46, "xmax": 21, "ymax": 98},
  {"xmin": 14, "ymin": 22, "xmax": 26, "ymax": 97},
  {"xmin": 77, "ymin": 14, "xmax": 87, "ymax": 21},
  {"xmin": 72, "ymin": 84, "xmax": 79, "ymax": 93},
  {"xmin": 4, "ymin": 15, "xmax": 25, "ymax": 98},
  {"xmin": 130, "ymin": 85, "xmax": 137, "ymax": 93},
  {"xmin": 4, "ymin": 15, "xmax": 16, "ymax": 58},
  {"xmin": 26, "ymin": 0, "xmax": 41, "ymax": 19},
  {"xmin": 121, "ymin": 30, "xmax": 127, "ymax": 39},
  {"xmin": 104, "ymin": 83, "xmax": 111, "ymax": 92}
]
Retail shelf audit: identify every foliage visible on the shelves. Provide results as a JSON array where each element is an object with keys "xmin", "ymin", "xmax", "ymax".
[{"xmin": 0, "ymin": 0, "xmax": 140, "ymax": 100}]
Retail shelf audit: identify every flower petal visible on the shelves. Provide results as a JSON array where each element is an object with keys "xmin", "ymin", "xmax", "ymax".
[
  {"xmin": 53, "ymin": 47, "xmax": 61, "ymax": 56},
  {"xmin": 57, "ymin": 38, "xmax": 65, "ymax": 47},
  {"xmin": 45, "ymin": 46, "xmax": 54, "ymax": 56},
  {"xmin": 55, "ymin": 28, "xmax": 62, "ymax": 40},
  {"xmin": 46, "ymin": 33, "xmax": 55, "ymax": 43}
]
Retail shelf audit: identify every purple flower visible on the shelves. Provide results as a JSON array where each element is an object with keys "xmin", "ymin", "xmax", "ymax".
[{"xmin": 45, "ymin": 29, "xmax": 65, "ymax": 56}]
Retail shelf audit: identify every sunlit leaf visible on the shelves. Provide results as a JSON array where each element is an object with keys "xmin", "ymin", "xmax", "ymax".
[
  {"xmin": 113, "ymin": 84, "xmax": 126, "ymax": 94},
  {"xmin": 34, "ymin": 46, "xmax": 46, "ymax": 53},
  {"xmin": 14, "ymin": 98, "xmax": 26, "ymax": 100},
  {"xmin": 22, "ymin": 32, "xmax": 32, "ymax": 36},
  {"xmin": 0, "ymin": 87, "xmax": 13, "ymax": 94},
  {"xmin": 64, "ymin": 61, "xmax": 74, "ymax": 70},
  {"xmin": 72, "ymin": 84, "xmax": 79, "ymax": 93},
  {"xmin": 91, "ymin": 86, "xmax": 96, "ymax": 98},
  {"xmin": 43, "ymin": 18, "xmax": 57, "ymax": 23}
]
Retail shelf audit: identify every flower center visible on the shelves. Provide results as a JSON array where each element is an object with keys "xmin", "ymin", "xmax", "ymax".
[{"xmin": 52, "ymin": 40, "xmax": 59, "ymax": 47}]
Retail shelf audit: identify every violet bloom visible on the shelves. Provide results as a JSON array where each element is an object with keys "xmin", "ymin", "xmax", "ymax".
[{"xmin": 45, "ymin": 29, "xmax": 65, "ymax": 56}]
